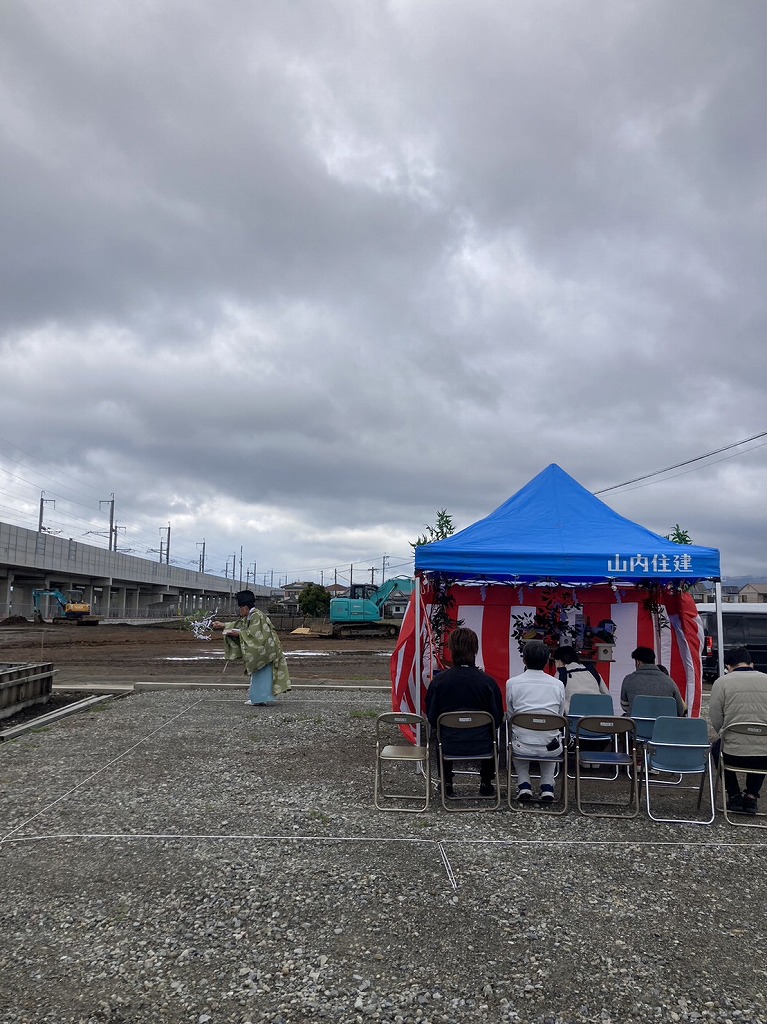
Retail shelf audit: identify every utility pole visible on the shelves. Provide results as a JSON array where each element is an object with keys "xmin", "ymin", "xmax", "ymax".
[
  {"xmin": 239, "ymin": 546, "xmax": 243, "ymax": 587},
  {"xmin": 370, "ymin": 567, "xmax": 376, "ymax": 584},
  {"xmin": 270, "ymin": 569, "xmax": 274, "ymax": 588},
  {"xmin": 100, "ymin": 494, "xmax": 115, "ymax": 550},
  {"xmin": 349, "ymin": 563, "xmax": 353, "ymax": 589},
  {"xmin": 320, "ymin": 570, "xmax": 324, "ymax": 587},
  {"xmin": 159, "ymin": 524, "xmax": 171, "ymax": 565},
  {"xmin": 113, "ymin": 524, "xmax": 126, "ymax": 552},
  {"xmin": 197, "ymin": 539, "xmax": 206, "ymax": 573},
  {"xmin": 38, "ymin": 491, "xmax": 55, "ymax": 533},
  {"xmin": 382, "ymin": 553, "xmax": 388, "ymax": 583}
]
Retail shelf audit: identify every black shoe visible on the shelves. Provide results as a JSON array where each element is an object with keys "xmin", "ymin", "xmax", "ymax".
[
  {"xmin": 479, "ymin": 783, "xmax": 496, "ymax": 798},
  {"xmin": 742, "ymin": 794, "xmax": 759, "ymax": 816},
  {"xmin": 444, "ymin": 783, "xmax": 454, "ymax": 797},
  {"xmin": 727, "ymin": 793, "xmax": 744, "ymax": 813}
]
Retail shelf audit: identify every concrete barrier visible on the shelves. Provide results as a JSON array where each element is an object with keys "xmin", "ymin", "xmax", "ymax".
[{"xmin": 0, "ymin": 662, "xmax": 58, "ymax": 721}]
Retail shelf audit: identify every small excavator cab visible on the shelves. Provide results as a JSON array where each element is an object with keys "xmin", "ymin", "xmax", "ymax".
[{"xmin": 31, "ymin": 588, "xmax": 98, "ymax": 624}]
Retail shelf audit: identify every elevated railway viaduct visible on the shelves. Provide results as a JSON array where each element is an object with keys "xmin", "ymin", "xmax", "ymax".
[{"xmin": 0, "ymin": 521, "xmax": 267, "ymax": 622}]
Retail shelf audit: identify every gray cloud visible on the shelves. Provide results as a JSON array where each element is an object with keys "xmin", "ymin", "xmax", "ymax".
[{"xmin": 1, "ymin": 0, "xmax": 766, "ymax": 581}]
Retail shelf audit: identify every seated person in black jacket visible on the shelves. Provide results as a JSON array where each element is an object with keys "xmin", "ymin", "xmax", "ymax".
[{"xmin": 426, "ymin": 627, "xmax": 504, "ymax": 797}]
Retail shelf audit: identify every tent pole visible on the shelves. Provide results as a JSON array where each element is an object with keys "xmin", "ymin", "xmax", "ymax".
[{"xmin": 714, "ymin": 580, "xmax": 725, "ymax": 679}]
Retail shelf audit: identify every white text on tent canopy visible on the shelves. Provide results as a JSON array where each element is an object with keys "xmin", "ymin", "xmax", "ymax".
[{"xmin": 607, "ymin": 553, "xmax": 694, "ymax": 574}]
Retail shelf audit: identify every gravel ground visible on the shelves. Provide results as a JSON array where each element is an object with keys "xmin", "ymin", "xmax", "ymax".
[{"xmin": 2, "ymin": 687, "xmax": 767, "ymax": 1024}]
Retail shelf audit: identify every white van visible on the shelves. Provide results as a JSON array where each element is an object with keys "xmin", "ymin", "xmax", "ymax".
[{"xmin": 695, "ymin": 603, "xmax": 767, "ymax": 682}]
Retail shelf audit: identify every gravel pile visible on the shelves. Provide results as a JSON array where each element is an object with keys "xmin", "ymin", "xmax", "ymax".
[{"xmin": 1, "ymin": 688, "xmax": 767, "ymax": 1024}]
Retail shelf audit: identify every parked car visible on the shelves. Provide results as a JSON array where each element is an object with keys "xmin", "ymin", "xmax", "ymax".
[{"xmin": 696, "ymin": 603, "xmax": 767, "ymax": 682}]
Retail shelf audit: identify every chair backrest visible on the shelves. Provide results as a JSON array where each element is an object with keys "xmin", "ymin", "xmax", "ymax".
[
  {"xmin": 721, "ymin": 721, "xmax": 767, "ymax": 741},
  {"xmin": 436, "ymin": 710, "xmax": 497, "ymax": 756},
  {"xmin": 376, "ymin": 712, "xmax": 428, "ymax": 748},
  {"xmin": 377, "ymin": 711, "xmax": 425, "ymax": 729},
  {"xmin": 576, "ymin": 715, "xmax": 635, "ymax": 741},
  {"xmin": 568, "ymin": 693, "xmax": 613, "ymax": 718},
  {"xmin": 647, "ymin": 716, "xmax": 709, "ymax": 772},
  {"xmin": 720, "ymin": 721, "xmax": 767, "ymax": 759},
  {"xmin": 437, "ymin": 710, "xmax": 495, "ymax": 731},
  {"xmin": 631, "ymin": 695, "xmax": 680, "ymax": 741},
  {"xmin": 568, "ymin": 693, "xmax": 614, "ymax": 738},
  {"xmin": 510, "ymin": 712, "xmax": 567, "ymax": 735}
]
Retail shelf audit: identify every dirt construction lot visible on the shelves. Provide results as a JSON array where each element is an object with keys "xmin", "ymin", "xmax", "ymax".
[{"xmin": 0, "ymin": 622, "xmax": 394, "ymax": 689}]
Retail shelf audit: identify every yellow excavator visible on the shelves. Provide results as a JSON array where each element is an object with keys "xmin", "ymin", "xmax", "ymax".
[{"xmin": 32, "ymin": 589, "xmax": 100, "ymax": 625}]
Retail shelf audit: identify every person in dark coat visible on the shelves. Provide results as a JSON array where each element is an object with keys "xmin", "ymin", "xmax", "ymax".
[{"xmin": 426, "ymin": 627, "xmax": 504, "ymax": 796}]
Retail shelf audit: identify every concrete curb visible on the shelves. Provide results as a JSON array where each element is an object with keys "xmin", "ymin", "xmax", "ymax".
[
  {"xmin": 131, "ymin": 681, "xmax": 390, "ymax": 693},
  {"xmin": 0, "ymin": 694, "xmax": 120, "ymax": 741},
  {"xmin": 53, "ymin": 681, "xmax": 390, "ymax": 694}
]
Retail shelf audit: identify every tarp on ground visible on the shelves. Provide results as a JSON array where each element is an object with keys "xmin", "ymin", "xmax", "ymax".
[{"xmin": 414, "ymin": 463, "xmax": 721, "ymax": 584}]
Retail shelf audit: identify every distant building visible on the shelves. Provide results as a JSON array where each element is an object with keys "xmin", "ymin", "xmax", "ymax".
[
  {"xmin": 692, "ymin": 580, "xmax": 767, "ymax": 604},
  {"xmin": 281, "ymin": 581, "xmax": 317, "ymax": 611}
]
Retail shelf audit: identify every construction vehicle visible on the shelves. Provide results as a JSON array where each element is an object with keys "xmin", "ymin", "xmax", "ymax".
[
  {"xmin": 32, "ymin": 589, "xmax": 100, "ymax": 625},
  {"xmin": 291, "ymin": 577, "xmax": 414, "ymax": 638},
  {"xmin": 328, "ymin": 577, "xmax": 414, "ymax": 638}
]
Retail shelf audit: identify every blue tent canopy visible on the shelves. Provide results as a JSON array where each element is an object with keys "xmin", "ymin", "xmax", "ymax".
[{"xmin": 414, "ymin": 464, "xmax": 721, "ymax": 585}]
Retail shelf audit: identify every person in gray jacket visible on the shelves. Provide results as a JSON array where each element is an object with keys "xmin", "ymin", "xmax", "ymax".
[
  {"xmin": 619, "ymin": 647, "xmax": 686, "ymax": 716},
  {"xmin": 506, "ymin": 641, "xmax": 565, "ymax": 803},
  {"xmin": 709, "ymin": 645, "xmax": 767, "ymax": 815}
]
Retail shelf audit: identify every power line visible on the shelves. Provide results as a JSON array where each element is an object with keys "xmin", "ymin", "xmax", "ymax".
[
  {"xmin": 594, "ymin": 429, "xmax": 767, "ymax": 495},
  {"xmin": 0, "ymin": 436, "xmax": 416, "ymax": 580}
]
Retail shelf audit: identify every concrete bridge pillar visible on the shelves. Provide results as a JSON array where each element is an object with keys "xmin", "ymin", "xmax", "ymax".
[{"xmin": 0, "ymin": 573, "xmax": 11, "ymax": 619}]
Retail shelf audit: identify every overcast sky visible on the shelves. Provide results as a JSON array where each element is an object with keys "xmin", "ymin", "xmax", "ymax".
[{"xmin": 1, "ymin": 0, "xmax": 766, "ymax": 585}]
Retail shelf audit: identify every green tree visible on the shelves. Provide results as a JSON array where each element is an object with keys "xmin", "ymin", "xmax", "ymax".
[
  {"xmin": 411, "ymin": 509, "xmax": 455, "ymax": 549},
  {"xmin": 298, "ymin": 583, "xmax": 331, "ymax": 617},
  {"xmin": 665, "ymin": 523, "xmax": 692, "ymax": 545},
  {"xmin": 410, "ymin": 509, "xmax": 458, "ymax": 654}
]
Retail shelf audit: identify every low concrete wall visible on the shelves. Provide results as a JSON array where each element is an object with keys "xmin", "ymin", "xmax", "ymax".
[{"xmin": 0, "ymin": 662, "xmax": 57, "ymax": 721}]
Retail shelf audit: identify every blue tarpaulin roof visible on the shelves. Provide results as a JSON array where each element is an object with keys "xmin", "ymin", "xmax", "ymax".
[{"xmin": 414, "ymin": 463, "xmax": 721, "ymax": 584}]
